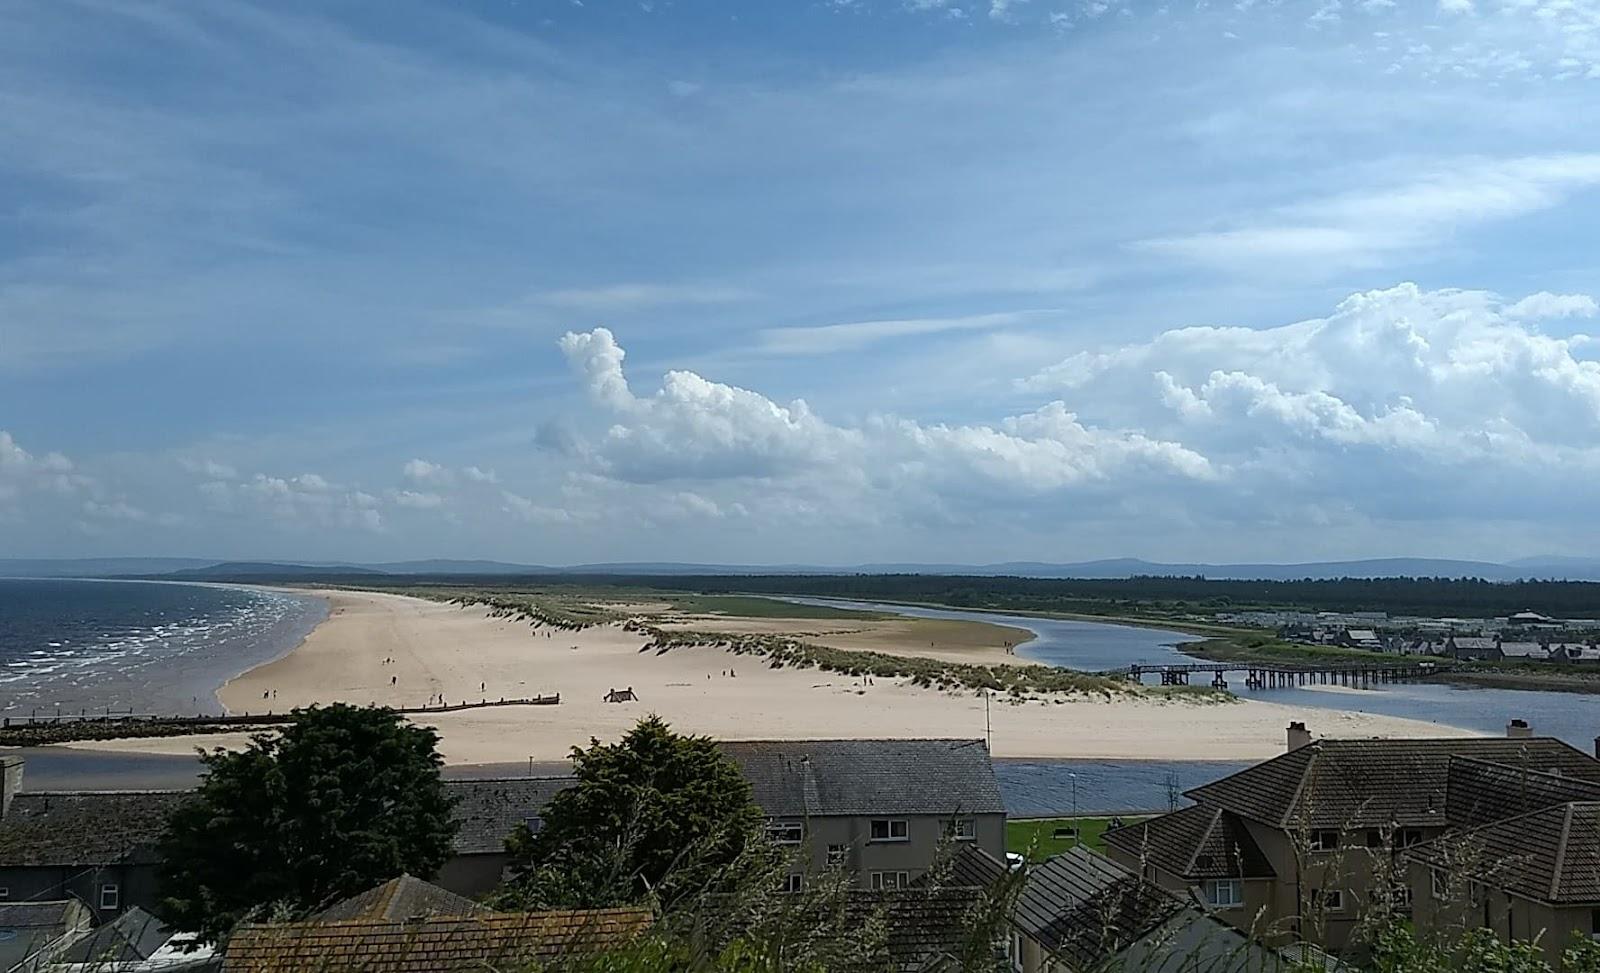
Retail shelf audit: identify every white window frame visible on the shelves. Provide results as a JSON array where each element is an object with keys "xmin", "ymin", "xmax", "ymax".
[
  {"xmin": 1396, "ymin": 828, "xmax": 1424, "ymax": 849},
  {"xmin": 871, "ymin": 870, "xmax": 909, "ymax": 891},
  {"xmin": 1204, "ymin": 878, "xmax": 1244, "ymax": 909},
  {"xmin": 826, "ymin": 844, "xmax": 846, "ymax": 867},
  {"xmin": 1009, "ymin": 930, "xmax": 1025, "ymax": 972},
  {"xmin": 766, "ymin": 820, "xmax": 804, "ymax": 845},
  {"xmin": 949, "ymin": 818, "xmax": 977, "ymax": 841},
  {"xmin": 99, "ymin": 884, "xmax": 120, "ymax": 910},
  {"xmin": 0, "ymin": 886, "xmax": 9, "ymax": 900},
  {"xmin": 1431, "ymin": 867, "xmax": 1450, "ymax": 901},
  {"xmin": 1308, "ymin": 829, "xmax": 1340, "ymax": 853},
  {"xmin": 781, "ymin": 873, "xmax": 803, "ymax": 894},
  {"xmin": 869, "ymin": 819, "xmax": 909, "ymax": 843},
  {"xmin": 1311, "ymin": 888, "xmax": 1345, "ymax": 913}
]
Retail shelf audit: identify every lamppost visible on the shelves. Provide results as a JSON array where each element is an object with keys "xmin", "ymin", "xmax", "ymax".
[{"xmin": 1070, "ymin": 772, "xmax": 1079, "ymax": 844}]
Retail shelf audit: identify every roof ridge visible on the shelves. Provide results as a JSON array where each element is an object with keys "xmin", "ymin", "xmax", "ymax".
[
  {"xmin": 1550, "ymin": 803, "xmax": 1576, "ymax": 902},
  {"xmin": 1279, "ymin": 748, "xmax": 1318, "ymax": 830},
  {"xmin": 719, "ymin": 737, "xmax": 986, "ymax": 745},
  {"xmin": 1181, "ymin": 806, "xmax": 1222, "ymax": 876}
]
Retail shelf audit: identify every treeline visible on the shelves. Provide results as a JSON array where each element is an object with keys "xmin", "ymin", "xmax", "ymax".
[{"xmin": 388, "ymin": 573, "xmax": 1600, "ymax": 618}]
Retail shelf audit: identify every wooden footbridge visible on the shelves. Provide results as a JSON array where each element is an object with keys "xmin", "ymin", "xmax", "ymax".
[{"xmin": 1126, "ymin": 662, "xmax": 1442, "ymax": 691}]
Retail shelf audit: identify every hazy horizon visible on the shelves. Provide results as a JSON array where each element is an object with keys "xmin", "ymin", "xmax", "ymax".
[{"xmin": 6, "ymin": 1, "xmax": 1600, "ymax": 565}]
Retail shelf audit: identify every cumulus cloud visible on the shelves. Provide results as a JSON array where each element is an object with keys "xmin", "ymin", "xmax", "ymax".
[
  {"xmin": 0, "ymin": 430, "xmax": 90, "ymax": 498},
  {"xmin": 1024, "ymin": 283, "xmax": 1600, "ymax": 491},
  {"xmin": 555, "ymin": 327, "xmax": 1214, "ymax": 506},
  {"xmin": 179, "ymin": 457, "xmax": 238, "ymax": 480},
  {"xmin": 204, "ymin": 472, "xmax": 384, "ymax": 532},
  {"xmin": 403, "ymin": 458, "xmax": 452, "ymax": 485}
]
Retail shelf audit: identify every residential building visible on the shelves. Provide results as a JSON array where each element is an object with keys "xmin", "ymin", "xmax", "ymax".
[
  {"xmin": 48, "ymin": 906, "xmax": 215, "ymax": 972},
  {"xmin": 944, "ymin": 845, "xmax": 1280, "ymax": 972},
  {"xmin": 434, "ymin": 777, "xmax": 573, "ymax": 896},
  {"xmin": 1497, "ymin": 641, "xmax": 1551, "ymax": 661},
  {"xmin": 0, "ymin": 790, "xmax": 187, "ymax": 918},
  {"xmin": 1103, "ymin": 727, "xmax": 1600, "ymax": 955},
  {"xmin": 1444, "ymin": 635, "xmax": 1502, "ymax": 661},
  {"xmin": 719, "ymin": 738, "xmax": 1007, "ymax": 891},
  {"xmin": 1407, "ymin": 802, "xmax": 1600, "ymax": 968},
  {"xmin": 310, "ymin": 874, "xmax": 489, "ymax": 922}
]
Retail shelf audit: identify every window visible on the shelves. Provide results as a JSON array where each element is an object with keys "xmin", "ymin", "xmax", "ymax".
[
  {"xmin": 1389, "ymin": 884, "xmax": 1414, "ymax": 910},
  {"xmin": 1590, "ymin": 908, "xmax": 1600, "ymax": 941},
  {"xmin": 869, "ymin": 819, "xmax": 908, "ymax": 842},
  {"xmin": 1203, "ymin": 879, "xmax": 1244, "ymax": 908},
  {"xmin": 826, "ymin": 844, "xmax": 846, "ymax": 867},
  {"xmin": 1309, "ymin": 889, "xmax": 1345, "ymax": 913},
  {"xmin": 781, "ymin": 873, "xmax": 803, "ymax": 894},
  {"xmin": 1009, "ymin": 930, "xmax": 1025, "ymax": 973},
  {"xmin": 766, "ymin": 820, "xmax": 804, "ymax": 845},
  {"xmin": 1396, "ymin": 828, "xmax": 1424, "ymax": 849},
  {"xmin": 948, "ymin": 818, "xmax": 976, "ymax": 841},
  {"xmin": 1309, "ymin": 829, "xmax": 1340, "ymax": 852},
  {"xmin": 99, "ymin": 884, "xmax": 120, "ymax": 910},
  {"xmin": 1431, "ymin": 867, "xmax": 1450, "ymax": 900},
  {"xmin": 1365, "ymin": 829, "xmax": 1384, "ymax": 849},
  {"xmin": 522, "ymin": 815, "xmax": 544, "ymax": 835},
  {"xmin": 0, "ymin": 887, "xmax": 8, "ymax": 900},
  {"xmin": 871, "ymin": 870, "xmax": 909, "ymax": 891}
]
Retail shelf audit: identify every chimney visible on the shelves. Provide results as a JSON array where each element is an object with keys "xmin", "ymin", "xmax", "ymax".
[
  {"xmin": 1287, "ymin": 722, "xmax": 1312, "ymax": 751},
  {"xmin": 1, "ymin": 756, "xmax": 21, "ymax": 817},
  {"xmin": 1507, "ymin": 719, "xmax": 1533, "ymax": 739}
]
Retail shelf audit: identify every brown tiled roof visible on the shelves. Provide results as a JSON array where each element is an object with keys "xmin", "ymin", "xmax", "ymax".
[
  {"xmin": 1102, "ymin": 805, "xmax": 1274, "ymax": 880},
  {"xmin": 0, "ymin": 790, "xmax": 189, "ymax": 866},
  {"xmin": 312, "ymin": 875, "xmax": 491, "ymax": 923},
  {"xmin": 1409, "ymin": 802, "xmax": 1600, "ymax": 905},
  {"xmin": 1186, "ymin": 738, "xmax": 1600, "ymax": 829},
  {"xmin": 443, "ymin": 777, "xmax": 573, "ymax": 856},
  {"xmin": 222, "ymin": 908, "xmax": 653, "ymax": 972},
  {"xmin": 1445, "ymin": 757, "xmax": 1600, "ymax": 829}
]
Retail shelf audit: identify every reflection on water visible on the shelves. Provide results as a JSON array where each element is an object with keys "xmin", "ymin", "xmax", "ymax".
[{"xmin": 786, "ymin": 596, "xmax": 1600, "ymax": 751}]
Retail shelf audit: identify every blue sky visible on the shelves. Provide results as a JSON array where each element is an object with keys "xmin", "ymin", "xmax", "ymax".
[{"xmin": 5, "ymin": 0, "xmax": 1600, "ymax": 565}]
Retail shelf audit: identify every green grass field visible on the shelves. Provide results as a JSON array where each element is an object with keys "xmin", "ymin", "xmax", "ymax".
[{"xmin": 1007, "ymin": 817, "xmax": 1139, "ymax": 861}]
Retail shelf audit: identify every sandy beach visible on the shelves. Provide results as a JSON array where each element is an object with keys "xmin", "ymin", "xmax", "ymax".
[{"xmin": 76, "ymin": 589, "xmax": 1478, "ymax": 764}]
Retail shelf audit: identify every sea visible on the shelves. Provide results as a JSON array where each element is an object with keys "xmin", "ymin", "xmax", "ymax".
[{"xmin": 0, "ymin": 578, "xmax": 326, "ymax": 719}]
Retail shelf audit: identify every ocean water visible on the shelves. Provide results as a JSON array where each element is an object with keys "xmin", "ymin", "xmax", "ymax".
[{"xmin": 0, "ymin": 578, "xmax": 326, "ymax": 718}]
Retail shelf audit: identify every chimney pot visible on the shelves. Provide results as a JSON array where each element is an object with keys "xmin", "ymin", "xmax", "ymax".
[
  {"xmin": 1507, "ymin": 719, "xmax": 1533, "ymax": 739},
  {"xmin": 1287, "ymin": 722, "xmax": 1312, "ymax": 751}
]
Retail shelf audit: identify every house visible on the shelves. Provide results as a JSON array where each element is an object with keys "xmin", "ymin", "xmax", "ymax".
[
  {"xmin": 1496, "ymin": 641, "xmax": 1551, "ymax": 662},
  {"xmin": 718, "ymin": 738, "xmax": 1007, "ymax": 891},
  {"xmin": 0, "ymin": 763, "xmax": 574, "ymax": 910},
  {"xmin": 1336, "ymin": 629, "xmax": 1383, "ymax": 651},
  {"xmin": 1444, "ymin": 635, "xmax": 1502, "ymax": 661},
  {"xmin": 942, "ymin": 845, "xmax": 1280, "ymax": 972},
  {"xmin": 0, "ymin": 789, "xmax": 188, "ymax": 918},
  {"xmin": 1102, "ymin": 726, "xmax": 1600, "ymax": 954},
  {"xmin": 1406, "ymin": 801, "xmax": 1600, "ymax": 967},
  {"xmin": 221, "ymin": 907, "xmax": 653, "ymax": 972},
  {"xmin": 434, "ymin": 777, "xmax": 573, "ymax": 896},
  {"xmin": 0, "ymin": 901, "xmax": 92, "ymax": 973}
]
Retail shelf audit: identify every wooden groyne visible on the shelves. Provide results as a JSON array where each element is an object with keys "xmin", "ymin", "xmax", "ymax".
[{"xmin": 0, "ymin": 694, "xmax": 560, "ymax": 747}]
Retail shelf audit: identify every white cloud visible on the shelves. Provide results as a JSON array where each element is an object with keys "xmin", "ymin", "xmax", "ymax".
[
  {"xmin": 393, "ymin": 490, "xmax": 445, "ymax": 509},
  {"xmin": 179, "ymin": 457, "xmax": 238, "ymax": 480},
  {"xmin": 403, "ymin": 458, "xmax": 452, "ymax": 485},
  {"xmin": 462, "ymin": 465, "xmax": 499, "ymax": 484},
  {"xmin": 1507, "ymin": 292, "xmax": 1599, "ymax": 320},
  {"xmin": 206, "ymin": 472, "xmax": 385, "ymax": 532},
  {"xmin": 0, "ymin": 430, "xmax": 90, "ymax": 498},
  {"xmin": 501, "ymin": 490, "xmax": 577, "ymax": 524},
  {"xmin": 756, "ymin": 310, "xmax": 1048, "ymax": 356},
  {"xmin": 535, "ymin": 284, "xmax": 752, "ymax": 312},
  {"xmin": 1138, "ymin": 154, "xmax": 1600, "ymax": 270}
]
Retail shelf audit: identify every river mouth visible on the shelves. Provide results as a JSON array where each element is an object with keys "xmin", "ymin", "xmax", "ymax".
[{"xmin": 778, "ymin": 595, "xmax": 1598, "ymax": 751}]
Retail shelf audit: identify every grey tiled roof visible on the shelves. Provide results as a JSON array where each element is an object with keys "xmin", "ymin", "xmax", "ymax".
[
  {"xmin": 54, "ymin": 906, "xmax": 174, "ymax": 964},
  {"xmin": 0, "ymin": 900, "xmax": 78, "ymax": 928},
  {"xmin": 1445, "ymin": 757, "xmax": 1600, "ymax": 829},
  {"xmin": 442, "ymin": 777, "xmax": 574, "ymax": 855},
  {"xmin": 843, "ymin": 887, "xmax": 987, "ymax": 972},
  {"xmin": 1186, "ymin": 738, "xmax": 1600, "ymax": 829},
  {"xmin": 1409, "ymin": 802, "xmax": 1600, "ymax": 905},
  {"xmin": 0, "ymin": 790, "xmax": 188, "ymax": 866},
  {"xmin": 313, "ymin": 874, "xmax": 491, "ymax": 922},
  {"xmin": 1103, "ymin": 805, "xmax": 1275, "ymax": 880},
  {"xmin": 718, "ymin": 739, "xmax": 1004, "ymax": 817}
]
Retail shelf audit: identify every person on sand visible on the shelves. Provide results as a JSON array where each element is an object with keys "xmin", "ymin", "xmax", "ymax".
[{"xmin": 391, "ymin": 675, "xmax": 397, "ymax": 686}]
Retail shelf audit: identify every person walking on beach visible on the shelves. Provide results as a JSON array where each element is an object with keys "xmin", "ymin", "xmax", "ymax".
[{"xmin": 391, "ymin": 675, "xmax": 397, "ymax": 686}]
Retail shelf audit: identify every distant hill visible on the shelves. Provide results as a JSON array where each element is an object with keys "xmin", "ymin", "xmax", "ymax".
[
  {"xmin": 0, "ymin": 557, "xmax": 220, "ymax": 578},
  {"xmin": 11, "ymin": 554, "xmax": 1600, "ymax": 583},
  {"xmin": 170, "ymin": 561, "xmax": 389, "ymax": 578}
]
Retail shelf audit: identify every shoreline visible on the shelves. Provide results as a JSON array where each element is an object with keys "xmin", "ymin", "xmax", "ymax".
[{"xmin": 60, "ymin": 587, "xmax": 1482, "ymax": 765}]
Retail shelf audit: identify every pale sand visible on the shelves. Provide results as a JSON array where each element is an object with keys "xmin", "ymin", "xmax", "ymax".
[
  {"xmin": 73, "ymin": 589, "xmax": 1479, "ymax": 764},
  {"xmin": 652, "ymin": 615, "xmax": 1035, "ymax": 664}
]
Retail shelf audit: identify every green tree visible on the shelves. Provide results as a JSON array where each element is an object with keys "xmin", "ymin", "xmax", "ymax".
[
  {"xmin": 502, "ymin": 715, "xmax": 767, "ymax": 909},
  {"xmin": 155, "ymin": 703, "xmax": 456, "ymax": 943}
]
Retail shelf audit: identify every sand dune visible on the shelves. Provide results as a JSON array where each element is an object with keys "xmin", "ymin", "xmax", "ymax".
[{"xmin": 80, "ymin": 589, "xmax": 1478, "ymax": 764}]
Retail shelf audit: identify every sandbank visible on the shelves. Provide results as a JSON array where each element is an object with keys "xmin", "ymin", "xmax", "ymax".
[{"xmin": 73, "ymin": 589, "xmax": 1479, "ymax": 764}]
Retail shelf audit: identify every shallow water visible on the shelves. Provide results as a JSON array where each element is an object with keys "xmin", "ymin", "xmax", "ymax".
[{"xmin": 0, "ymin": 578, "xmax": 326, "ymax": 717}]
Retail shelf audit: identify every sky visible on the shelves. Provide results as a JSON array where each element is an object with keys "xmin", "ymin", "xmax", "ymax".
[{"xmin": 4, "ymin": 0, "xmax": 1600, "ymax": 566}]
